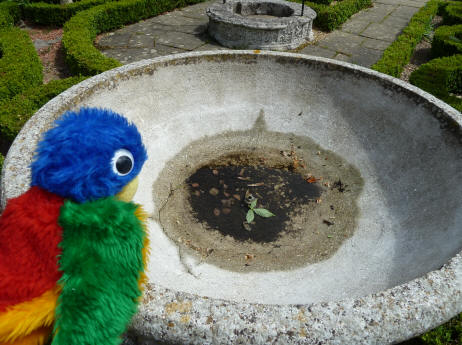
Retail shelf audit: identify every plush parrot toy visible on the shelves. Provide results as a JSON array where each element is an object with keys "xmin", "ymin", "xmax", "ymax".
[{"xmin": 0, "ymin": 107, "xmax": 149, "ymax": 345}]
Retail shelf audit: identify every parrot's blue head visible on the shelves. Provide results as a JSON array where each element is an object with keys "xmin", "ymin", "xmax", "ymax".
[{"xmin": 31, "ymin": 107, "xmax": 148, "ymax": 203}]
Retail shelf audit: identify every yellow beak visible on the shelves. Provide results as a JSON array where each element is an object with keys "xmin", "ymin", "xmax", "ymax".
[{"xmin": 116, "ymin": 176, "xmax": 139, "ymax": 202}]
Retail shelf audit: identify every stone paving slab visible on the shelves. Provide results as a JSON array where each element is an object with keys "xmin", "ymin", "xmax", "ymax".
[
  {"xmin": 96, "ymin": 0, "xmax": 431, "ymax": 69},
  {"xmin": 350, "ymin": 45, "xmax": 385, "ymax": 66},
  {"xmin": 361, "ymin": 22, "xmax": 405, "ymax": 42},
  {"xmin": 361, "ymin": 36, "xmax": 391, "ymax": 50},
  {"xmin": 389, "ymin": 4, "xmax": 420, "ymax": 18},
  {"xmin": 318, "ymin": 31, "xmax": 365, "ymax": 55},
  {"xmin": 178, "ymin": 1, "xmax": 211, "ymax": 20},
  {"xmin": 299, "ymin": 44, "xmax": 336, "ymax": 58}
]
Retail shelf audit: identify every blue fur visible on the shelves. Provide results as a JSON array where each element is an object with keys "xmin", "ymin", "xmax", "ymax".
[{"xmin": 31, "ymin": 107, "xmax": 147, "ymax": 203}]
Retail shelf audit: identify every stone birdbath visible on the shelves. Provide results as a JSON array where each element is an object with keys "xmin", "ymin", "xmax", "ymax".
[{"xmin": 1, "ymin": 51, "xmax": 462, "ymax": 345}]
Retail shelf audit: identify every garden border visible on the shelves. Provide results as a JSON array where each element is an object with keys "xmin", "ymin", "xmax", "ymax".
[
  {"xmin": 371, "ymin": 0, "xmax": 441, "ymax": 77},
  {"xmin": 62, "ymin": 0, "xmax": 209, "ymax": 76},
  {"xmin": 23, "ymin": 0, "xmax": 114, "ymax": 26},
  {"xmin": 432, "ymin": 24, "xmax": 462, "ymax": 57},
  {"xmin": 0, "ymin": 27, "xmax": 42, "ymax": 102},
  {"xmin": 0, "ymin": 76, "xmax": 86, "ymax": 148}
]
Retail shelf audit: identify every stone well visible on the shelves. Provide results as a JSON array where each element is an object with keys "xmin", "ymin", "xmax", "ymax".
[
  {"xmin": 2, "ymin": 51, "xmax": 462, "ymax": 345},
  {"xmin": 207, "ymin": 0, "xmax": 316, "ymax": 50}
]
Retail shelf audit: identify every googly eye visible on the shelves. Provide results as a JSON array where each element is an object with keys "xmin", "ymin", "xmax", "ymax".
[{"xmin": 112, "ymin": 149, "xmax": 134, "ymax": 176}]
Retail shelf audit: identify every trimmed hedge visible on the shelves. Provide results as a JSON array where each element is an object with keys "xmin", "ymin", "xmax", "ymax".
[
  {"xmin": 291, "ymin": 0, "xmax": 372, "ymax": 31},
  {"xmin": 0, "ymin": 27, "xmax": 43, "ymax": 102},
  {"xmin": 62, "ymin": 0, "xmax": 207, "ymax": 75},
  {"xmin": 0, "ymin": 76, "xmax": 87, "ymax": 147},
  {"xmin": 315, "ymin": 0, "xmax": 372, "ymax": 31},
  {"xmin": 442, "ymin": 1, "xmax": 462, "ymax": 25},
  {"xmin": 409, "ymin": 54, "xmax": 462, "ymax": 112},
  {"xmin": 372, "ymin": 0, "xmax": 440, "ymax": 77},
  {"xmin": 432, "ymin": 24, "xmax": 462, "ymax": 57},
  {"xmin": 23, "ymin": 0, "xmax": 113, "ymax": 26},
  {"xmin": 0, "ymin": 2, "xmax": 20, "ymax": 27},
  {"xmin": 0, "ymin": 77, "xmax": 86, "ymax": 144}
]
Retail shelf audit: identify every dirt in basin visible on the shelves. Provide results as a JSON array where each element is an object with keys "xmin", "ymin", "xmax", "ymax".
[{"xmin": 153, "ymin": 112, "xmax": 364, "ymax": 272}]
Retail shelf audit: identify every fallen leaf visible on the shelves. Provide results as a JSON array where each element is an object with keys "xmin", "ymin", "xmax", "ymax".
[
  {"xmin": 237, "ymin": 176, "xmax": 251, "ymax": 181},
  {"xmin": 306, "ymin": 176, "xmax": 318, "ymax": 183},
  {"xmin": 191, "ymin": 183, "xmax": 199, "ymax": 188},
  {"xmin": 213, "ymin": 208, "xmax": 220, "ymax": 216}
]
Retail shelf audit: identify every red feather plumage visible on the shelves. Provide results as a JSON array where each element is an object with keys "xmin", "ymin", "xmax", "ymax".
[{"xmin": 0, "ymin": 186, "xmax": 64, "ymax": 312}]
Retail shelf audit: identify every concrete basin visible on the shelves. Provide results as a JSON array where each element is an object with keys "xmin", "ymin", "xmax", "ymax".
[{"xmin": 1, "ymin": 51, "xmax": 462, "ymax": 344}]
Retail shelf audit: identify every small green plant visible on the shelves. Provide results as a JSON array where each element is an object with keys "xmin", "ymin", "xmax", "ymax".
[{"xmin": 245, "ymin": 192, "xmax": 275, "ymax": 224}]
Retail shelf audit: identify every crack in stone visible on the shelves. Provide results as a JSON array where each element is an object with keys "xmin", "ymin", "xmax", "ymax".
[{"xmin": 157, "ymin": 183, "xmax": 199, "ymax": 278}]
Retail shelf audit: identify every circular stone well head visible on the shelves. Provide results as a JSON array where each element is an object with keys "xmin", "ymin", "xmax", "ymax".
[
  {"xmin": 207, "ymin": 0, "xmax": 316, "ymax": 50},
  {"xmin": 2, "ymin": 51, "xmax": 462, "ymax": 345}
]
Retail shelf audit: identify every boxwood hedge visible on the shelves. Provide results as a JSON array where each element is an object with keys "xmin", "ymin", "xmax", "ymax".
[
  {"xmin": 432, "ymin": 24, "xmax": 462, "ymax": 57},
  {"xmin": 409, "ymin": 53, "xmax": 462, "ymax": 112},
  {"xmin": 315, "ymin": 0, "xmax": 372, "ymax": 31},
  {"xmin": 290, "ymin": 0, "xmax": 372, "ymax": 31},
  {"xmin": 62, "ymin": 0, "xmax": 207, "ymax": 76},
  {"xmin": 0, "ymin": 76, "xmax": 87, "ymax": 149},
  {"xmin": 0, "ymin": 2, "xmax": 20, "ymax": 27},
  {"xmin": 409, "ymin": 0, "xmax": 462, "ymax": 113},
  {"xmin": 23, "ymin": 0, "xmax": 113, "ymax": 26},
  {"xmin": 372, "ymin": 0, "xmax": 440, "ymax": 77},
  {"xmin": 0, "ymin": 27, "xmax": 43, "ymax": 102},
  {"xmin": 441, "ymin": 1, "xmax": 462, "ymax": 25}
]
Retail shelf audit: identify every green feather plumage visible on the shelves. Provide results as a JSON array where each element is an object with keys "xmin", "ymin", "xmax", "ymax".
[{"xmin": 52, "ymin": 197, "xmax": 145, "ymax": 345}]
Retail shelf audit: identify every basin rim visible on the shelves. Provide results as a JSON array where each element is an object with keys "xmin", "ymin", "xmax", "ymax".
[{"xmin": 1, "ymin": 50, "xmax": 462, "ymax": 345}]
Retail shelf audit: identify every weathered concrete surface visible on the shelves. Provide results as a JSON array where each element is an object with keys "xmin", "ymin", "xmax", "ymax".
[
  {"xmin": 2, "ymin": 51, "xmax": 462, "ymax": 344},
  {"xmin": 207, "ymin": 0, "xmax": 316, "ymax": 50}
]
